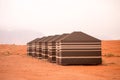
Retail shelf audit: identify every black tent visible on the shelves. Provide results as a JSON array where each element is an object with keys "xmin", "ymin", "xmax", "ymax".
[
  {"xmin": 27, "ymin": 38, "xmax": 40, "ymax": 57},
  {"xmin": 56, "ymin": 32, "xmax": 102, "ymax": 65},
  {"xmin": 36, "ymin": 37, "xmax": 47, "ymax": 58},
  {"xmin": 41, "ymin": 36, "xmax": 56, "ymax": 59},
  {"xmin": 48, "ymin": 34, "xmax": 69, "ymax": 63}
]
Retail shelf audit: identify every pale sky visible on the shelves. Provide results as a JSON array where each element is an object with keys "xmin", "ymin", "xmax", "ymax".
[{"xmin": 0, "ymin": 0, "xmax": 120, "ymax": 44}]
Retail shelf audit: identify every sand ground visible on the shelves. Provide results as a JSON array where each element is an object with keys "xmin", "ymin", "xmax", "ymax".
[{"xmin": 0, "ymin": 41, "xmax": 120, "ymax": 80}]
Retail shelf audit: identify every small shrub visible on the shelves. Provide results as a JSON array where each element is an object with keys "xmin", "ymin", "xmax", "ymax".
[
  {"xmin": 4, "ymin": 51, "xmax": 11, "ymax": 56},
  {"xmin": 16, "ymin": 53, "xmax": 19, "ymax": 55},
  {"xmin": 104, "ymin": 53, "xmax": 114, "ymax": 57},
  {"xmin": 116, "ymin": 55, "xmax": 120, "ymax": 57},
  {"xmin": 108, "ymin": 62, "xmax": 115, "ymax": 64}
]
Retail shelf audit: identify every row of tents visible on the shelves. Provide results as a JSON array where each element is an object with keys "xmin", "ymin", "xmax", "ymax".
[{"xmin": 27, "ymin": 31, "xmax": 102, "ymax": 65}]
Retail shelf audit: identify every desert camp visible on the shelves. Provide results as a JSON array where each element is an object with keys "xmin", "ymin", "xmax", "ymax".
[{"xmin": 27, "ymin": 31, "xmax": 102, "ymax": 65}]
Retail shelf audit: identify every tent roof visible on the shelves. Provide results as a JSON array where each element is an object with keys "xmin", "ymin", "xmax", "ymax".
[
  {"xmin": 48, "ymin": 35, "xmax": 61, "ymax": 42},
  {"xmin": 60, "ymin": 32, "xmax": 101, "ymax": 42},
  {"xmin": 37, "ymin": 37, "xmax": 47, "ymax": 43},
  {"xmin": 27, "ymin": 38, "xmax": 40, "ymax": 44},
  {"xmin": 55, "ymin": 34, "xmax": 69, "ymax": 42},
  {"xmin": 42, "ymin": 36, "xmax": 56, "ymax": 42}
]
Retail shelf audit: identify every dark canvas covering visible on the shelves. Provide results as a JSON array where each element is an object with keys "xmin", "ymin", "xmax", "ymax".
[
  {"xmin": 27, "ymin": 31, "xmax": 102, "ymax": 65},
  {"xmin": 36, "ymin": 37, "xmax": 47, "ymax": 58},
  {"xmin": 31, "ymin": 38, "xmax": 40, "ymax": 57},
  {"xmin": 48, "ymin": 34, "xmax": 69, "ymax": 62},
  {"xmin": 56, "ymin": 32, "xmax": 102, "ymax": 65},
  {"xmin": 47, "ymin": 35, "xmax": 60, "ymax": 62},
  {"xmin": 41, "ymin": 36, "xmax": 58, "ymax": 59},
  {"xmin": 61, "ymin": 32, "xmax": 101, "ymax": 42},
  {"xmin": 27, "ymin": 38, "xmax": 40, "ymax": 56}
]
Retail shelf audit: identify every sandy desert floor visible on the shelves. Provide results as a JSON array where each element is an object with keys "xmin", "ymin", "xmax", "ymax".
[{"xmin": 0, "ymin": 40, "xmax": 120, "ymax": 80}]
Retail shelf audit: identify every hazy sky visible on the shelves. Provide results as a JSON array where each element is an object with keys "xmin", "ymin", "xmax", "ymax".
[{"xmin": 0, "ymin": 0, "xmax": 120, "ymax": 44}]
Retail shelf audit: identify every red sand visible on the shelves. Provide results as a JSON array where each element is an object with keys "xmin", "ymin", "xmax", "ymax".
[
  {"xmin": 0, "ymin": 44, "xmax": 27, "ymax": 55},
  {"xmin": 102, "ymin": 40, "xmax": 120, "ymax": 56},
  {"xmin": 0, "ymin": 41, "xmax": 120, "ymax": 80}
]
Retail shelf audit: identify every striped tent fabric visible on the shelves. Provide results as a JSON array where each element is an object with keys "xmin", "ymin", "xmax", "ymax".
[
  {"xmin": 31, "ymin": 38, "xmax": 40, "ymax": 57},
  {"xmin": 27, "ymin": 31, "xmax": 102, "ymax": 65},
  {"xmin": 47, "ymin": 35, "xmax": 60, "ymax": 62},
  {"xmin": 48, "ymin": 34, "xmax": 69, "ymax": 63},
  {"xmin": 27, "ymin": 38, "xmax": 40, "ymax": 57},
  {"xmin": 27, "ymin": 41, "xmax": 33, "ymax": 56},
  {"xmin": 56, "ymin": 32, "xmax": 102, "ymax": 65},
  {"xmin": 41, "ymin": 36, "xmax": 55, "ymax": 59},
  {"xmin": 36, "ymin": 37, "xmax": 47, "ymax": 59}
]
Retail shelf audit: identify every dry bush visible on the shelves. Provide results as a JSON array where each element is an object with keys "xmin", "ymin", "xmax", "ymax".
[
  {"xmin": 2, "ymin": 51, "xmax": 11, "ymax": 56},
  {"xmin": 103, "ymin": 53, "xmax": 120, "ymax": 57},
  {"xmin": 104, "ymin": 53, "xmax": 115, "ymax": 57}
]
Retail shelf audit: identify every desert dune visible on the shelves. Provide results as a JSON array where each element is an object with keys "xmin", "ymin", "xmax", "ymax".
[{"xmin": 0, "ymin": 40, "xmax": 120, "ymax": 80}]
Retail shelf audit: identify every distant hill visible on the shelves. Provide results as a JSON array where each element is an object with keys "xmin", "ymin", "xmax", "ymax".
[{"xmin": 0, "ymin": 29, "xmax": 43, "ymax": 45}]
